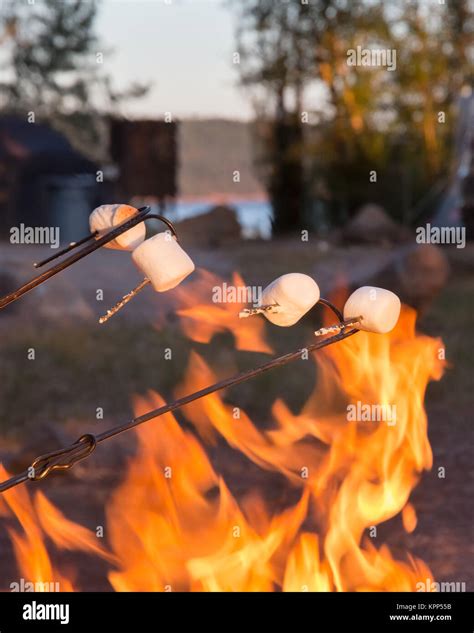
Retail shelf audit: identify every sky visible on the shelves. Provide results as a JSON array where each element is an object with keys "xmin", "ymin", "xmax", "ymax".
[{"xmin": 97, "ymin": 0, "xmax": 253, "ymax": 120}]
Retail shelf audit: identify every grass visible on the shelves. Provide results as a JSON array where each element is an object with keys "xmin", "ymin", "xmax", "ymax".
[
  {"xmin": 0, "ymin": 316, "xmax": 320, "ymax": 435},
  {"xmin": 1, "ymin": 323, "xmax": 188, "ymax": 432}
]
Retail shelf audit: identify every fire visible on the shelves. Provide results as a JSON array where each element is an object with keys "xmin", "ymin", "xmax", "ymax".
[
  {"xmin": 0, "ymin": 465, "xmax": 113, "ymax": 591},
  {"xmin": 173, "ymin": 269, "xmax": 273, "ymax": 354},
  {"xmin": 0, "ymin": 296, "xmax": 444, "ymax": 592},
  {"xmin": 0, "ymin": 464, "xmax": 75, "ymax": 591}
]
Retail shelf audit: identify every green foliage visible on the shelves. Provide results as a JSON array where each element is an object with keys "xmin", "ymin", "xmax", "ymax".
[{"xmin": 236, "ymin": 0, "xmax": 473, "ymax": 231}]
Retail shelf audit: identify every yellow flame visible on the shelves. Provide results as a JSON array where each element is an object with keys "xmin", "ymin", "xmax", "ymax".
[{"xmin": 0, "ymin": 302, "xmax": 444, "ymax": 592}]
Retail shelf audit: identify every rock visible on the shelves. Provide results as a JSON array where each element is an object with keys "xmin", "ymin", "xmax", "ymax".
[
  {"xmin": 396, "ymin": 244, "xmax": 450, "ymax": 310},
  {"xmin": 175, "ymin": 205, "xmax": 241, "ymax": 248},
  {"xmin": 343, "ymin": 204, "xmax": 410, "ymax": 244},
  {"xmin": 445, "ymin": 242, "xmax": 474, "ymax": 274},
  {"xmin": 366, "ymin": 244, "xmax": 450, "ymax": 314}
]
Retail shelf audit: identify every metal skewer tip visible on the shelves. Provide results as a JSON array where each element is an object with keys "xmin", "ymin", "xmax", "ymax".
[
  {"xmin": 33, "ymin": 232, "xmax": 99, "ymax": 268},
  {"xmin": 239, "ymin": 304, "xmax": 280, "ymax": 319},
  {"xmin": 99, "ymin": 278, "xmax": 151, "ymax": 324},
  {"xmin": 314, "ymin": 316, "xmax": 362, "ymax": 337}
]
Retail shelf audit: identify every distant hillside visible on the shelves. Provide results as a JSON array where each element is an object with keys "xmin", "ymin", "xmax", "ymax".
[{"xmin": 178, "ymin": 119, "xmax": 265, "ymax": 197}]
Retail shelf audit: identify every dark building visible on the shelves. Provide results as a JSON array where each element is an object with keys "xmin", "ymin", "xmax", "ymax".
[
  {"xmin": 0, "ymin": 116, "xmax": 179, "ymax": 243},
  {"xmin": 0, "ymin": 116, "xmax": 101, "ymax": 241},
  {"xmin": 110, "ymin": 119, "xmax": 178, "ymax": 207}
]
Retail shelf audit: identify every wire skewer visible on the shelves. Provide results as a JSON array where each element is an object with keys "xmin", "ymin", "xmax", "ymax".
[
  {"xmin": 0, "ymin": 207, "xmax": 178, "ymax": 321},
  {"xmin": 33, "ymin": 231, "xmax": 99, "ymax": 269},
  {"xmin": 0, "ymin": 299, "xmax": 358, "ymax": 494}
]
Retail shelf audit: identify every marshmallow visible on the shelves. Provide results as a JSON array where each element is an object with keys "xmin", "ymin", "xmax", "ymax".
[
  {"xmin": 132, "ymin": 232, "xmax": 195, "ymax": 292},
  {"xmin": 260, "ymin": 273, "xmax": 320, "ymax": 327},
  {"xmin": 343, "ymin": 286, "xmax": 401, "ymax": 334},
  {"xmin": 89, "ymin": 204, "xmax": 146, "ymax": 250}
]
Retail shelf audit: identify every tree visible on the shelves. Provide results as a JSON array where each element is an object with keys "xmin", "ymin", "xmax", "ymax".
[
  {"xmin": 235, "ymin": 0, "xmax": 391, "ymax": 233},
  {"xmin": 235, "ymin": 0, "xmax": 473, "ymax": 232},
  {"xmin": 235, "ymin": 0, "xmax": 318, "ymax": 234},
  {"xmin": 0, "ymin": 0, "xmax": 147, "ymax": 159}
]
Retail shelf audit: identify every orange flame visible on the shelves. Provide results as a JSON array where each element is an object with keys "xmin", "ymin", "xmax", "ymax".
[
  {"xmin": 0, "ymin": 465, "xmax": 75, "ymax": 591},
  {"xmin": 1, "ymin": 302, "xmax": 444, "ymax": 591},
  {"xmin": 174, "ymin": 270, "xmax": 273, "ymax": 354}
]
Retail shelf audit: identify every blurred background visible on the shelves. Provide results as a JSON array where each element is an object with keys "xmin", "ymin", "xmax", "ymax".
[
  {"xmin": 0, "ymin": 0, "xmax": 472, "ymax": 590},
  {"xmin": 0, "ymin": 0, "xmax": 472, "ymax": 240}
]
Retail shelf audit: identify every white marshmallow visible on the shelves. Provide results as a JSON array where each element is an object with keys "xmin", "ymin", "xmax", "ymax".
[
  {"xmin": 343, "ymin": 286, "xmax": 401, "ymax": 334},
  {"xmin": 89, "ymin": 204, "xmax": 146, "ymax": 250},
  {"xmin": 260, "ymin": 273, "xmax": 320, "ymax": 327},
  {"xmin": 132, "ymin": 232, "xmax": 195, "ymax": 292}
]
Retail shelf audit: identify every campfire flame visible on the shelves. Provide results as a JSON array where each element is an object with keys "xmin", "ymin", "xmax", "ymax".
[
  {"xmin": 0, "ymin": 294, "xmax": 444, "ymax": 591},
  {"xmin": 174, "ymin": 270, "xmax": 273, "ymax": 354}
]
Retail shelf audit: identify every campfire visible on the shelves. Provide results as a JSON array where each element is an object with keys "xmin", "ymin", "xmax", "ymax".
[{"xmin": 0, "ymin": 275, "xmax": 444, "ymax": 592}]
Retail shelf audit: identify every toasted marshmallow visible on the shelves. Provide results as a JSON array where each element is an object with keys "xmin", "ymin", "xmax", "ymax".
[
  {"xmin": 89, "ymin": 204, "xmax": 146, "ymax": 250},
  {"xmin": 260, "ymin": 273, "xmax": 320, "ymax": 327},
  {"xmin": 132, "ymin": 232, "xmax": 195, "ymax": 292},
  {"xmin": 343, "ymin": 286, "xmax": 401, "ymax": 334}
]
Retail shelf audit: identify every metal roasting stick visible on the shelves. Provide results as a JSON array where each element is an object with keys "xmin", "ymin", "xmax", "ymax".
[
  {"xmin": 33, "ymin": 231, "xmax": 99, "ymax": 269},
  {"xmin": 0, "ymin": 207, "xmax": 178, "ymax": 314},
  {"xmin": 0, "ymin": 301, "xmax": 359, "ymax": 494},
  {"xmin": 240, "ymin": 306, "xmax": 363, "ymax": 336}
]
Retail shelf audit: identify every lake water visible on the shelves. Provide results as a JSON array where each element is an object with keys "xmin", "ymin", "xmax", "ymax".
[{"xmin": 166, "ymin": 198, "xmax": 273, "ymax": 239}]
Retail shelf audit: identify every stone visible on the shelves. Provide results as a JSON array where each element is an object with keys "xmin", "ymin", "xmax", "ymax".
[
  {"xmin": 175, "ymin": 205, "xmax": 241, "ymax": 247},
  {"xmin": 343, "ymin": 204, "xmax": 410, "ymax": 244}
]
